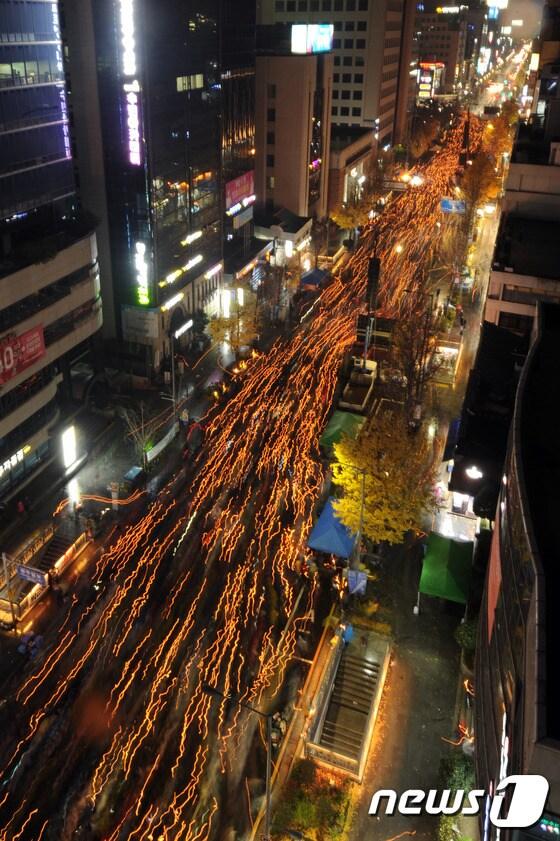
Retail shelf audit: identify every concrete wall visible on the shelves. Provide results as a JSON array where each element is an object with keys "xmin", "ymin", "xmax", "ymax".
[
  {"xmin": 255, "ymin": 54, "xmax": 332, "ymax": 218},
  {"xmin": 64, "ymin": 0, "xmax": 117, "ymax": 339},
  {"xmin": 505, "ymin": 162, "xmax": 560, "ymax": 219},
  {"xmin": 485, "ymin": 269, "xmax": 560, "ymax": 329},
  {"xmin": 0, "ymin": 235, "xmax": 97, "ymax": 309}
]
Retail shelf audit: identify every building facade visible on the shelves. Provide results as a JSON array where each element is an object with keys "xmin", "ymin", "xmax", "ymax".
[
  {"xmin": 65, "ymin": 0, "xmax": 224, "ymax": 374},
  {"xmin": 255, "ymin": 47, "xmax": 333, "ymax": 217},
  {"xmin": 328, "ymin": 126, "xmax": 375, "ymax": 211},
  {"xmin": 412, "ymin": 4, "xmax": 468, "ymax": 96},
  {"xmin": 485, "ymin": 215, "xmax": 560, "ymax": 338},
  {"xmin": 0, "ymin": 0, "xmax": 101, "ymax": 500},
  {"xmin": 221, "ymin": 0, "xmax": 257, "ymax": 269},
  {"xmin": 475, "ymin": 302, "xmax": 560, "ymax": 841},
  {"xmin": 257, "ymin": 0, "xmax": 404, "ymax": 145}
]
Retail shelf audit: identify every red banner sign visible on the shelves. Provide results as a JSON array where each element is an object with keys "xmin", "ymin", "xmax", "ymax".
[
  {"xmin": 225, "ymin": 170, "xmax": 255, "ymax": 210},
  {"xmin": 0, "ymin": 326, "xmax": 46, "ymax": 385}
]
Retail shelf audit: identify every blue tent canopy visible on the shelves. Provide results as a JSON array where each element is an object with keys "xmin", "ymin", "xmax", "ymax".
[
  {"xmin": 300, "ymin": 267, "xmax": 328, "ymax": 287},
  {"xmin": 307, "ymin": 497, "xmax": 356, "ymax": 559}
]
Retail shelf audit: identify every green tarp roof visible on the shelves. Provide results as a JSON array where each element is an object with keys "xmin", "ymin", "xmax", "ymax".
[
  {"xmin": 320, "ymin": 410, "xmax": 365, "ymax": 449},
  {"xmin": 419, "ymin": 532, "xmax": 474, "ymax": 605}
]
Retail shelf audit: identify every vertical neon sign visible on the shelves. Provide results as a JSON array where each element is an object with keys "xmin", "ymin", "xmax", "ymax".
[
  {"xmin": 119, "ymin": 0, "xmax": 142, "ymax": 166},
  {"xmin": 50, "ymin": 3, "xmax": 71, "ymax": 158}
]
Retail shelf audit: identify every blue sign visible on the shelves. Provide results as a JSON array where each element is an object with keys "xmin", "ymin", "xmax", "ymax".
[
  {"xmin": 440, "ymin": 198, "xmax": 466, "ymax": 214},
  {"xmin": 16, "ymin": 564, "xmax": 48, "ymax": 587},
  {"xmin": 348, "ymin": 570, "xmax": 368, "ymax": 595}
]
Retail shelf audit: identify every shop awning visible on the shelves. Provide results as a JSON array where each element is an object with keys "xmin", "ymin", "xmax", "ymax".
[
  {"xmin": 419, "ymin": 532, "xmax": 474, "ymax": 605},
  {"xmin": 307, "ymin": 497, "xmax": 356, "ymax": 559},
  {"xmin": 442, "ymin": 418, "xmax": 461, "ymax": 462},
  {"xmin": 320, "ymin": 410, "xmax": 365, "ymax": 450},
  {"xmin": 300, "ymin": 267, "xmax": 328, "ymax": 287}
]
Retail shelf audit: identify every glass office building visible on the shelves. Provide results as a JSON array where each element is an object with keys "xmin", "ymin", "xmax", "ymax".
[
  {"xmin": 0, "ymin": 0, "xmax": 74, "ymax": 219},
  {"xmin": 67, "ymin": 0, "xmax": 224, "ymax": 372},
  {"xmin": 0, "ymin": 1, "xmax": 101, "ymax": 501}
]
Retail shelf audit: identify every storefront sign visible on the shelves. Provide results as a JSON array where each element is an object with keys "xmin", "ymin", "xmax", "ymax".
[
  {"xmin": 233, "ymin": 206, "xmax": 253, "ymax": 230},
  {"xmin": 0, "ymin": 327, "xmax": 45, "ymax": 385},
  {"xmin": 134, "ymin": 241, "xmax": 150, "ymax": 304},
  {"xmin": 225, "ymin": 171, "xmax": 255, "ymax": 211},
  {"xmin": 0, "ymin": 444, "xmax": 32, "ymax": 479},
  {"xmin": 16, "ymin": 564, "xmax": 48, "ymax": 587}
]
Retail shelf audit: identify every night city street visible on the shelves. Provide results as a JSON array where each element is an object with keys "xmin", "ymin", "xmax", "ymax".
[{"xmin": 1, "ymin": 2, "xmax": 559, "ymax": 841}]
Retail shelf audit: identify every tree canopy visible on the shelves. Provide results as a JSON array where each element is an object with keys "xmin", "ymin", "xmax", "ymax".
[
  {"xmin": 460, "ymin": 153, "xmax": 500, "ymax": 207},
  {"xmin": 208, "ymin": 286, "xmax": 260, "ymax": 352},
  {"xmin": 332, "ymin": 412, "xmax": 439, "ymax": 545}
]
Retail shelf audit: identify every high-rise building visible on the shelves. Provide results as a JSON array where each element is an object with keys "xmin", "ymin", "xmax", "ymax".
[
  {"xmin": 0, "ymin": 0, "xmax": 102, "ymax": 500},
  {"xmin": 255, "ymin": 25, "xmax": 333, "ymax": 218},
  {"xmin": 394, "ymin": 0, "xmax": 419, "ymax": 144},
  {"xmin": 65, "ymin": 0, "xmax": 224, "ymax": 375},
  {"xmin": 257, "ymin": 0, "xmax": 404, "ymax": 146},
  {"xmin": 412, "ymin": 3, "xmax": 468, "ymax": 96},
  {"xmin": 475, "ymin": 301, "xmax": 560, "ymax": 841},
  {"xmin": 221, "ymin": 0, "xmax": 259, "ymax": 272}
]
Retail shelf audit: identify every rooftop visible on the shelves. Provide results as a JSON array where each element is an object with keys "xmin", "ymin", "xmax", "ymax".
[
  {"xmin": 449, "ymin": 322, "xmax": 525, "ymax": 508},
  {"xmin": 223, "ymin": 236, "xmax": 273, "ymax": 278},
  {"xmin": 330, "ymin": 126, "xmax": 373, "ymax": 153},
  {"xmin": 493, "ymin": 215, "xmax": 560, "ymax": 279},
  {"xmin": 510, "ymin": 120, "xmax": 556, "ymax": 165},
  {"xmin": 253, "ymin": 206, "xmax": 311, "ymax": 235},
  {"xmin": 517, "ymin": 302, "xmax": 560, "ymax": 740}
]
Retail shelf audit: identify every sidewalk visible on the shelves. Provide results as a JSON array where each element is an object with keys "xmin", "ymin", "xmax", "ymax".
[
  {"xmin": 250, "ymin": 614, "xmax": 336, "ymax": 841},
  {"xmin": 0, "ymin": 336, "xmax": 233, "ymax": 559}
]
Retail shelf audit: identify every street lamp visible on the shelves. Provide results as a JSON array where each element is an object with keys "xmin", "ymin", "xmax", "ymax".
[
  {"xmin": 170, "ymin": 318, "xmax": 193, "ymax": 417},
  {"xmin": 202, "ymin": 683, "xmax": 273, "ymax": 841}
]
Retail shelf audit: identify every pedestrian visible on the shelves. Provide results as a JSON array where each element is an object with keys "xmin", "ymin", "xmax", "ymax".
[{"xmin": 17, "ymin": 499, "xmax": 25, "ymax": 516}]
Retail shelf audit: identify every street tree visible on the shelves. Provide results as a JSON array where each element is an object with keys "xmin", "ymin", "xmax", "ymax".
[
  {"xmin": 332, "ymin": 412, "xmax": 439, "ymax": 545},
  {"xmin": 390, "ymin": 304, "xmax": 443, "ymax": 420},
  {"xmin": 330, "ymin": 200, "xmax": 371, "ymax": 238},
  {"xmin": 460, "ymin": 153, "xmax": 500, "ymax": 208},
  {"xmin": 409, "ymin": 115, "xmax": 441, "ymax": 160},
  {"xmin": 120, "ymin": 403, "xmax": 167, "ymax": 469},
  {"xmin": 481, "ymin": 117, "xmax": 513, "ymax": 161},
  {"xmin": 208, "ymin": 286, "xmax": 260, "ymax": 353},
  {"xmin": 192, "ymin": 308, "xmax": 209, "ymax": 343}
]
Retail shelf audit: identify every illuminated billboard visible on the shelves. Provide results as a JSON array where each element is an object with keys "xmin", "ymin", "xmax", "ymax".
[
  {"xmin": 118, "ymin": 0, "xmax": 143, "ymax": 166},
  {"xmin": 0, "ymin": 327, "xmax": 45, "ymax": 385},
  {"xmin": 291, "ymin": 24, "xmax": 334, "ymax": 54}
]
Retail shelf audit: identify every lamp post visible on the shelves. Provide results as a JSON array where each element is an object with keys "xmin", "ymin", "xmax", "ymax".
[
  {"xmin": 170, "ymin": 318, "xmax": 194, "ymax": 418},
  {"xmin": 202, "ymin": 683, "xmax": 273, "ymax": 841}
]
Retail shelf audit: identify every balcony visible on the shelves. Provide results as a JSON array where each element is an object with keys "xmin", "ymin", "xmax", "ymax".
[
  {"xmin": 1, "ymin": 228, "xmax": 97, "ymax": 299},
  {"xmin": 0, "ymin": 373, "xmax": 61, "ymax": 441},
  {"xmin": 1, "ymin": 303, "xmax": 102, "ymax": 397},
  {"xmin": 0, "ymin": 264, "xmax": 99, "ymax": 336}
]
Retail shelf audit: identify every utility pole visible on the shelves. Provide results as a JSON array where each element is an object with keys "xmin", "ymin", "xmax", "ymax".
[
  {"xmin": 2, "ymin": 553, "xmax": 16, "ymax": 628},
  {"xmin": 170, "ymin": 332, "xmax": 176, "ymax": 419}
]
